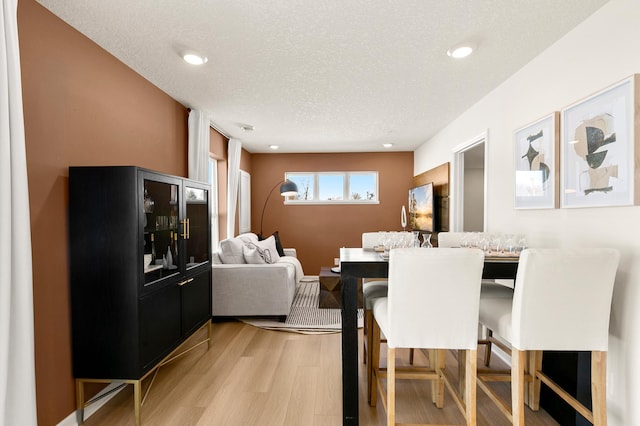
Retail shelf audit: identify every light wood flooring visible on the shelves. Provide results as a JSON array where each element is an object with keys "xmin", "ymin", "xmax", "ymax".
[{"xmin": 82, "ymin": 320, "xmax": 559, "ymax": 425}]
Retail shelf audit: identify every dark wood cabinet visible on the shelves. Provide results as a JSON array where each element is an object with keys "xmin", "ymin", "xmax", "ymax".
[{"xmin": 68, "ymin": 166, "xmax": 212, "ymax": 382}]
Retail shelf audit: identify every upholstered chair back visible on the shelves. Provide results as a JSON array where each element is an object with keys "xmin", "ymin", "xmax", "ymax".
[
  {"xmin": 362, "ymin": 232, "xmax": 383, "ymax": 249},
  {"xmin": 381, "ymin": 248, "xmax": 484, "ymax": 349},
  {"xmin": 437, "ymin": 231, "xmax": 465, "ymax": 248},
  {"xmin": 511, "ymin": 248, "xmax": 619, "ymax": 351}
]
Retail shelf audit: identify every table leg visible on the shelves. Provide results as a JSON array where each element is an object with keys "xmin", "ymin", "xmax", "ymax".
[{"xmin": 341, "ymin": 273, "xmax": 359, "ymax": 425}]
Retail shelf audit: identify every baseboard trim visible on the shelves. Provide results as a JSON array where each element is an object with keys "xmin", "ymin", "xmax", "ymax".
[{"xmin": 56, "ymin": 382, "xmax": 125, "ymax": 426}]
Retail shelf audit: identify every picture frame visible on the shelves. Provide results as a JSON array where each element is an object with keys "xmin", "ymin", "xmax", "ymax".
[
  {"xmin": 514, "ymin": 112, "xmax": 559, "ymax": 209},
  {"xmin": 560, "ymin": 75, "xmax": 639, "ymax": 208}
]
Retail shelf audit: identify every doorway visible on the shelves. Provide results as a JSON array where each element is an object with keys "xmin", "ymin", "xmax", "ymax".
[{"xmin": 452, "ymin": 133, "xmax": 487, "ymax": 232}]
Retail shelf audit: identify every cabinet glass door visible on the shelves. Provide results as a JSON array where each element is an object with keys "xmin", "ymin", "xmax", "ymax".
[
  {"xmin": 184, "ymin": 185, "xmax": 210, "ymax": 270},
  {"xmin": 143, "ymin": 179, "xmax": 181, "ymax": 285}
]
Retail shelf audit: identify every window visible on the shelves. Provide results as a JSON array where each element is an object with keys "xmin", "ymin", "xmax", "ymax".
[{"xmin": 285, "ymin": 171, "xmax": 379, "ymax": 204}]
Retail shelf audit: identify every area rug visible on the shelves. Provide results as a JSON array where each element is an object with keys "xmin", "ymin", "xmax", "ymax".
[{"xmin": 238, "ymin": 276, "xmax": 364, "ymax": 334}]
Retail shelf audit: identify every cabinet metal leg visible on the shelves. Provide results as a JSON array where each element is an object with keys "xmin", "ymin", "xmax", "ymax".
[
  {"xmin": 74, "ymin": 321, "xmax": 211, "ymax": 424},
  {"xmin": 133, "ymin": 380, "xmax": 142, "ymax": 426},
  {"xmin": 76, "ymin": 380, "xmax": 85, "ymax": 424}
]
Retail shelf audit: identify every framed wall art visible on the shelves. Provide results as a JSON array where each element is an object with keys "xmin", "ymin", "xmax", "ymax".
[
  {"xmin": 514, "ymin": 112, "xmax": 559, "ymax": 209},
  {"xmin": 560, "ymin": 75, "xmax": 639, "ymax": 208}
]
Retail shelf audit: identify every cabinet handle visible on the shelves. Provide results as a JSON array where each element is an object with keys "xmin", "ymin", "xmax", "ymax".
[
  {"xmin": 181, "ymin": 219, "xmax": 188, "ymax": 239},
  {"xmin": 186, "ymin": 218, "xmax": 190, "ymax": 240},
  {"xmin": 178, "ymin": 278, "xmax": 194, "ymax": 286}
]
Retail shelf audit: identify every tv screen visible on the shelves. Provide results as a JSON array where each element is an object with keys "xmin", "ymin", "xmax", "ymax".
[{"xmin": 409, "ymin": 182, "xmax": 434, "ymax": 232}]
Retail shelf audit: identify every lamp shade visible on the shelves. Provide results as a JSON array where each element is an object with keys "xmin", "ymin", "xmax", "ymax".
[
  {"xmin": 279, "ymin": 180, "xmax": 298, "ymax": 197},
  {"xmin": 260, "ymin": 179, "xmax": 299, "ymax": 237}
]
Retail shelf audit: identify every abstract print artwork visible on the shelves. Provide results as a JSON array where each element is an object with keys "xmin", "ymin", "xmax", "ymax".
[
  {"xmin": 561, "ymin": 75, "xmax": 639, "ymax": 208},
  {"xmin": 514, "ymin": 112, "xmax": 559, "ymax": 209}
]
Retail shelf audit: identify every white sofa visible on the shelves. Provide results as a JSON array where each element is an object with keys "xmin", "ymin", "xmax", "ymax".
[{"xmin": 211, "ymin": 233, "xmax": 304, "ymax": 318}]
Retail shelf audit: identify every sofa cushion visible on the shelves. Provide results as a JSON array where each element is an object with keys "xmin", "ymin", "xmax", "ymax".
[
  {"xmin": 259, "ymin": 231, "xmax": 286, "ymax": 257},
  {"xmin": 243, "ymin": 236, "xmax": 281, "ymax": 264},
  {"xmin": 219, "ymin": 233, "xmax": 259, "ymax": 264}
]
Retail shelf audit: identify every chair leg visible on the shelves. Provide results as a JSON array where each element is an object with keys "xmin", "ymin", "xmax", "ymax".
[
  {"xmin": 433, "ymin": 349, "xmax": 445, "ymax": 408},
  {"xmin": 387, "ymin": 347, "xmax": 396, "ymax": 426},
  {"xmin": 464, "ymin": 349, "xmax": 477, "ymax": 426},
  {"xmin": 458, "ymin": 349, "xmax": 467, "ymax": 402},
  {"xmin": 527, "ymin": 350, "xmax": 543, "ymax": 410},
  {"xmin": 369, "ymin": 316, "xmax": 382, "ymax": 406},
  {"xmin": 363, "ymin": 308, "xmax": 371, "ymax": 364},
  {"xmin": 512, "ymin": 349, "xmax": 526, "ymax": 426},
  {"xmin": 429, "ymin": 349, "xmax": 438, "ymax": 404},
  {"xmin": 592, "ymin": 351, "xmax": 607, "ymax": 426},
  {"xmin": 484, "ymin": 328, "xmax": 493, "ymax": 366}
]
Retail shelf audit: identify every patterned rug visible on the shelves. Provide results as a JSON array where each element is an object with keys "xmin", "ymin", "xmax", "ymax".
[{"xmin": 238, "ymin": 276, "xmax": 364, "ymax": 334}]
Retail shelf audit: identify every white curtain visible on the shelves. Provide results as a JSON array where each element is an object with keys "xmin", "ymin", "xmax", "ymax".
[
  {"xmin": 0, "ymin": 0, "xmax": 38, "ymax": 424},
  {"xmin": 188, "ymin": 109, "xmax": 210, "ymax": 182},
  {"xmin": 226, "ymin": 138, "xmax": 242, "ymax": 238}
]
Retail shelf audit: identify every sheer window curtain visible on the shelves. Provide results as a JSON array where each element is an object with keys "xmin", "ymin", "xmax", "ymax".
[
  {"xmin": 187, "ymin": 109, "xmax": 210, "ymax": 183},
  {"xmin": 0, "ymin": 0, "xmax": 38, "ymax": 424},
  {"xmin": 227, "ymin": 138, "xmax": 242, "ymax": 238}
]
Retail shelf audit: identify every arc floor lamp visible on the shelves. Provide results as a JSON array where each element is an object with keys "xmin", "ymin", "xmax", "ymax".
[{"xmin": 259, "ymin": 179, "xmax": 298, "ymax": 238}]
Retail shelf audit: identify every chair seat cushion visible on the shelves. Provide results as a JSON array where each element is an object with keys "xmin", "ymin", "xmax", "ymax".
[
  {"xmin": 363, "ymin": 281, "xmax": 388, "ymax": 309},
  {"xmin": 480, "ymin": 281, "xmax": 514, "ymax": 299},
  {"xmin": 479, "ymin": 296, "xmax": 514, "ymax": 343},
  {"xmin": 371, "ymin": 297, "xmax": 390, "ymax": 337}
]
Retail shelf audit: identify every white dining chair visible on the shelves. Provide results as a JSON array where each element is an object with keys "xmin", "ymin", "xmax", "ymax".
[
  {"xmin": 438, "ymin": 231, "xmax": 515, "ymax": 366},
  {"xmin": 369, "ymin": 247, "xmax": 485, "ymax": 425},
  {"xmin": 477, "ymin": 248, "xmax": 619, "ymax": 425}
]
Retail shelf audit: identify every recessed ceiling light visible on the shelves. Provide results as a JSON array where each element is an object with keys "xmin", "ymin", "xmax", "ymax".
[
  {"xmin": 383, "ymin": 143, "xmax": 393, "ymax": 148},
  {"xmin": 183, "ymin": 53, "xmax": 208, "ymax": 65},
  {"xmin": 269, "ymin": 145, "xmax": 279, "ymax": 150},
  {"xmin": 446, "ymin": 44, "xmax": 474, "ymax": 59}
]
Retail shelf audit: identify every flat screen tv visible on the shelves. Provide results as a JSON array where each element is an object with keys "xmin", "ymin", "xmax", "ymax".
[{"xmin": 409, "ymin": 182, "xmax": 434, "ymax": 232}]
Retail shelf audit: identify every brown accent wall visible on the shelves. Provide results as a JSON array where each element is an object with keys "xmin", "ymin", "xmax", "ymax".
[
  {"xmin": 251, "ymin": 152, "xmax": 414, "ymax": 274},
  {"xmin": 18, "ymin": 1, "xmax": 190, "ymax": 423}
]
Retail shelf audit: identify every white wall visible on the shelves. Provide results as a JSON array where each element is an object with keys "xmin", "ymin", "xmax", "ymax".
[
  {"xmin": 463, "ymin": 167, "xmax": 484, "ymax": 231},
  {"xmin": 414, "ymin": 1, "xmax": 640, "ymax": 424}
]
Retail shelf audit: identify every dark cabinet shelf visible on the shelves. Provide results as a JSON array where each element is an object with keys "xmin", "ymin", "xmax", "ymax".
[{"xmin": 69, "ymin": 166, "xmax": 212, "ymax": 425}]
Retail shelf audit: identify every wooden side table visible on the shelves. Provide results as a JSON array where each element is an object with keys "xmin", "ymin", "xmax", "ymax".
[{"xmin": 318, "ymin": 267, "xmax": 363, "ymax": 309}]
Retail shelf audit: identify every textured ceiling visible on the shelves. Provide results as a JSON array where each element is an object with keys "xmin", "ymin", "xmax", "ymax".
[{"xmin": 36, "ymin": 0, "xmax": 609, "ymax": 153}]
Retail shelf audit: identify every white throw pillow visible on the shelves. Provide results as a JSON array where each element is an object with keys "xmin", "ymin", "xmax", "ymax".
[
  {"xmin": 237, "ymin": 232, "xmax": 259, "ymax": 243},
  {"xmin": 242, "ymin": 236, "xmax": 281, "ymax": 264},
  {"xmin": 218, "ymin": 233, "xmax": 258, "ymax": 264}
]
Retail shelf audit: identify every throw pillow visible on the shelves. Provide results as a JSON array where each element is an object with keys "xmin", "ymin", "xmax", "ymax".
[
  {"xmin": 218, "ymin": 234, "xmax": 258, "ymax": 264},
  {"xmin": 237, "ymin": 232, "xmax": 259, "ymax": 243},
  {"xmin": 243, "ymin": 235, "xmax": 281, "ymax": 264},
  {"xmin": 259, "ymin": 231, "xmax": 286, "ymax": 257}
]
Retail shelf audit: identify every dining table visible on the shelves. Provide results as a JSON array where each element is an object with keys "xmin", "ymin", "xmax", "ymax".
[{"xmin": 338, "ymin": 247, "xmax": 520, "ymax": 425}]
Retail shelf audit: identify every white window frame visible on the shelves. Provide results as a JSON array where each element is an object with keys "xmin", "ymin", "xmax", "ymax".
[
  {"xmin": 208, "ymin": 157, "xmax": 219, "ymax": 251},
  {"xmin": 285, "ymin": 171, "xmax": 379, "ymax": 204}
]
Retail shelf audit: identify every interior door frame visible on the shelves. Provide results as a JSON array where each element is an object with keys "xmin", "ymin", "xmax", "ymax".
[{"xmin": 451, "ymin": 131, "xmax": 489, "ymax": 232}]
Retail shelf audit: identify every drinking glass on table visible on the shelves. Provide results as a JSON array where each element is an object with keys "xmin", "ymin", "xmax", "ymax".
[
  {"xmin": 489, "ymin": 234, "xmax": 502, "ymax": 254},
  {"xmin": 516, "ymin": 235, "xmax": 527, "ymax": 253},
  {"xmin": 504, "ymin": 234, "xmax": 516, "ymax": 254}
]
